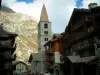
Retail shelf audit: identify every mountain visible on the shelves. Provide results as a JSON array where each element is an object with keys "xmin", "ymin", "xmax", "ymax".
[
  {"xmin": 0, "ymin": 6, "xmax": 38, "ymax": 61},
  {"xmin": 1, "ymin": 6, "xmax": 15, "ymax": 13}
]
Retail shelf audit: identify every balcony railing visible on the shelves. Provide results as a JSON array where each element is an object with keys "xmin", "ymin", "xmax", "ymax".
[
  {"xmin": 73, "ymin": 43, "xmax": 94, "ymax": 52},
  {"xmin": 71, "ymin": 30, "xmax": 94, "ymax": 42}
]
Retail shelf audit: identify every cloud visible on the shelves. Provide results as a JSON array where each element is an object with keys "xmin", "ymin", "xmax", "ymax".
[
  {"xmin": 2, "ymin": 0, "xmax": 100, "ymax": 33},
  {"xmin": 8, "ymin": 0, "xmax": 43, "ymax": 21},
  {"xmin": 2, "ymin": 0, "xmax": 16, "ymax": 6},
  {"xmin": 2, "ymin": 0, "xmax": 76, "ymax": 33},
  {"xmin": 47, "ymin": 0, "xmax": 76, "ymax": 33}
]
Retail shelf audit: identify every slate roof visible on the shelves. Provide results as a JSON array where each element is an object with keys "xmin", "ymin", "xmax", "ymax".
[
  {"xmin": 53, "ymin": 33, "xmax": 63, "ymax": 38},
  {"xmin": 67, "ymin": 56, "xmax": 97, "ymax": 63},
  {"xmin": 12, "ymin": 61, "xmax": 28, "ymax": 66}
]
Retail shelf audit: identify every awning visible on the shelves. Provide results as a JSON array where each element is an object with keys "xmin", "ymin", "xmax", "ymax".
[{"xmin": 67, "ymin": 56, "xmax": 97, "ymax": 64}]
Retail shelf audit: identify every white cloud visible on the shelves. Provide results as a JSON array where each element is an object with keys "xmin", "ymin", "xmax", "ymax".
[
  {"xmin": 47, "ymin": 0, "xmax": 76, "ymax": 33},
  {"xmin": 2, "ymin": 0, "xmax": 100, "ymax": 33},
  {"xmin": 2, "ymin": 0, "xmax": 76, "ymax": 33},
  {"xmin": 8, "ymin": 0, "xmax": 42, "ymax": 21},
  {"xmin": 2, "ymin": 0, "xmax": 16, "ymax": 6}
]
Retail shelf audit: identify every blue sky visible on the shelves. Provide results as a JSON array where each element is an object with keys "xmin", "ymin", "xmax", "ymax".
[
  {"xmin": 16, "ymin": 0, "xmax": 35, "ymax": 3},
  {"xmin": 2, "ymin": 0, "xmax": 100, "ymax": 33},
  {"xmin": 76, "ymin": 0, "xmax": 83, "ymax": 7}
]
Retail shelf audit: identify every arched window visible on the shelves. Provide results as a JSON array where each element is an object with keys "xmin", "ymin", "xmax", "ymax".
[{"xmin": 44, "ymin": 23, "xmax": 48, "ymax": 28}]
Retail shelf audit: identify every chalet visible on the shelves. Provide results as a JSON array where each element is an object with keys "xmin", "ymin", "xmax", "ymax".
[
  {"xmin": 63, "ymin": 3, "xmax": 100, "ymax": 75},
  {"xmin": 44, "ymin": 33, "xmax": 64, "ymax": 75},
  {"xmin": 13, "ymin": 61, "xmax": 28, "ymax": 75},
  {"xmin": 0, "ymin": 23, "xmax": 18, "ymax": 75}
]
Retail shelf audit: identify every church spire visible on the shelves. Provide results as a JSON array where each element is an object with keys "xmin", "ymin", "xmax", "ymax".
[{"xmin": 40, "ymin": 4, "xmax": 49, "ymax": 21}]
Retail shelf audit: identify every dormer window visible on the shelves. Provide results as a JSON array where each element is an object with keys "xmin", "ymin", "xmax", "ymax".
[{"xmin": 44, "ymin": 23, "xmax": 48, "ymax": 28}]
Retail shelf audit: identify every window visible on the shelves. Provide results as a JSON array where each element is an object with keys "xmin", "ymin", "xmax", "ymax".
[
  {"xmin": 44, "ymin": 31, "xmax": 48, "ymax": 34},
  {"xmin": 44, "ymin": 23, "xmax": 48, "ymax": 28},
  {"xmin": 47, "ymin": 38, "xmax": 48, "ymax": 41},
  {"xmin": 44, "ymin": 38, "xmax": 48, "ymax": 41},
  {"xmin": 17, "ymin": 68, "xmax": 19, "ymax": 71},
  {"xmin": 20, "ymin": 69, "xmax": 21, "ymax": 72},
  {"xmin": 97, "ymin": 44, "xmax": 100, "ymax": 48},
  {"xmin": 0, "ymin": 40, "xmax": 11, "ymax": 46}
]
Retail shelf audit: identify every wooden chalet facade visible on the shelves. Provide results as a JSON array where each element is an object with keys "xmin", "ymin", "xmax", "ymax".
[
  {"xmin": 63, "ymin": 4, "xmax": 100, "ymax": 75},
  {"xmin": 44, "ymin": 34, "xmax": 64, "ymax": 75},
  {"xmin": 0, "ymin": 23, "xmax": 18, "ymax": 75}
]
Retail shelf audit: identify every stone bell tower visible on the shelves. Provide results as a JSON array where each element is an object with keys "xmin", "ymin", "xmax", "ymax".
[{"xmin": 37, "ymin": 4, "xmax": 53, "ymax": 73}]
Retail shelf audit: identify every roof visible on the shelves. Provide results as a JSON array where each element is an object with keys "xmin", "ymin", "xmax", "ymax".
[
  {"xmin": 67, "ymin": 56, "xmax": 97, "ymax": 63},
  {"xmin": 54, "ymin": 34, "xmax": 62, "ymax": 38},
  {"xmin": 90, "ymin": 6, "xmax": 100, "ymax": 14},
  {"xmin": 53, "ymin": 33, "xmax": 63, "ymax": 39},
  {"xmin": 44, "ymin": 33, "xmax": 63, "ymax": 46},
  {"xmin": 44, "ymin": 40, "xmax": 51, "ymax": 47},
  {"xmin": 40, "ymin": 4, "xmax": 49, "ymax": 21},
  {"xmin": 13, "ymin": 61, "xmax": 28, "ymax": 66},
  {"xmin": 65, "ymin": 8, "xmax": 91, "ymax": 32}
]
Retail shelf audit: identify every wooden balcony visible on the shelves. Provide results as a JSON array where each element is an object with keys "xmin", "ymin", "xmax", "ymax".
[
  {"xmin": 73, "ymin": 43, "xmax": 94, "ymax": 52},
  {"xmin": 71, "ymin": 30, "xmax": 94, "ymax": 43},
  {"xmin": 65, "ymin": 31, "xmax": 94, "ymax": 49},
  {"xmin": 45, "ymin": 49, "xmax": 54, "ymax": 55}
]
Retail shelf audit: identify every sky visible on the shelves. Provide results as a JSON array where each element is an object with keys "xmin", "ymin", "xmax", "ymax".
[{"xmin": 2, "ymin": 0, "xmax": 100, "ymax": 33}]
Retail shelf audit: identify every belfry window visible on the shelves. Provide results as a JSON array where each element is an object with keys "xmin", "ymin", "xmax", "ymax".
[
  {"xmin": 44, "ymin": 31, "xmax": 48, "ymax": 34},
  {"xmin": 44, "ymin": 38, "xmax": 48, "ymax": 41},
  {"xmin": 44, "ymin": 23, "xmax": 48, "ymax": 28}
]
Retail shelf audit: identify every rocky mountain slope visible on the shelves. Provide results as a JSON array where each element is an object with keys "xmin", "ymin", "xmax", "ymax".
[{"xmin": 0, "ymin": 6, "xmax": 38, "ymax": 61}]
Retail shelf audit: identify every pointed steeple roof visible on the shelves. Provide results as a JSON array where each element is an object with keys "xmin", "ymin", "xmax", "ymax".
[{"xmin": 40, "ymin": 4, "xmax": 49, "ymax": 21}]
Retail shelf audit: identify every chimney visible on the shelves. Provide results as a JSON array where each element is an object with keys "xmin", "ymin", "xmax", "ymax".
[{"xmin": 88, "ymin": 3, "xmax": 98, "ymax": 9}]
